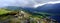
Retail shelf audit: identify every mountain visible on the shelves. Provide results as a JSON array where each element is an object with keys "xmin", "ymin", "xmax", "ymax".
[
  {"xmin": 6, "ymin": 6, "xmax": 23, "ymax": 11},
  {"xmin": 36, "ymin": 3, "xmax": 60, "ymax": 15},
  {"xmin": 5, "ymin": 6, "xmax": 36, "ymax": 13},
  {"xmin": 36, "ymin": 3, "xmax": 60, "ymax": 23},
  {"xmin": 3, "ymin": 6, "xmax": 51, "ymax": 17},
  {"xmin": 1, "ymin": 6, "xmax": 58, "ymax": 23}
]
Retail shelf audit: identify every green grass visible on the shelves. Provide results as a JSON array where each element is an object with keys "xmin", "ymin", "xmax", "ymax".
[{"xmin": 0, "ymin": 9, "xmax": 11, "ymax": 15}]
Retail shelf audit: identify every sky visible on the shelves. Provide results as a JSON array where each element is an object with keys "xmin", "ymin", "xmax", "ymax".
[
  {"xmin": 34, "ymin": 1, "xmax": 60, "ymax": 8},
  {"xmin": 0, "ymin": 0, "xmax": 60, "ymax": 8}
]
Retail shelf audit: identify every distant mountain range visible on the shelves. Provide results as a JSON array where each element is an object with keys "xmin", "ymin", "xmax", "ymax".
[
  {"xmin": 36, "ymin": 3, "xmax": 60, "ymax": 23},
  {"xmin": 36, "ymin": 3, "xmax": 60, "ymax": 15},
  {"xmin": 2, "ymin": 3, "xmax": 60, "ymax": 15},
  {"xmin": 5, "ymin": 6, "xmax": 36, "ymax": 13},
  {"xmin": 1, "ymin": 3, "xmax": 60, "ymax": 23},
  {"xmin": 1, "ymin": 3, "xmax": 60, "ymax": 22}
]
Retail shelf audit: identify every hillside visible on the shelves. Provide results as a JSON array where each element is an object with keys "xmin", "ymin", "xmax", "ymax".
[
  {"xmin": 36, "ymin": 3, "xmax": 60, "ymax": 15},
  {"xmin": 0, "ymin": 6, "xmax": 57, "ymax": 23},
  {"xmin": 0, "ymin": 8, "xmax": 11, "ymax": 15}
]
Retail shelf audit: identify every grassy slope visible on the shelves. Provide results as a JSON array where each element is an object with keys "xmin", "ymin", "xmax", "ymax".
[
  {"xmin": 0, "ymin": 8, "xmax": 11, "ymax": 16},
  {"xmin": 0, "ymin": 8, "xmax": 52, "ymax": 23}
]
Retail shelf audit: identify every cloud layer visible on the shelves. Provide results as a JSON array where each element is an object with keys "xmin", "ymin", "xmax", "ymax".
[
  {"xmin": 34, "ymin": 1, "xmax": 60, "ymax": 8},
  {"xmin": 0, "ymin": 0, "xmax": 60, "ymax": 7}
]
